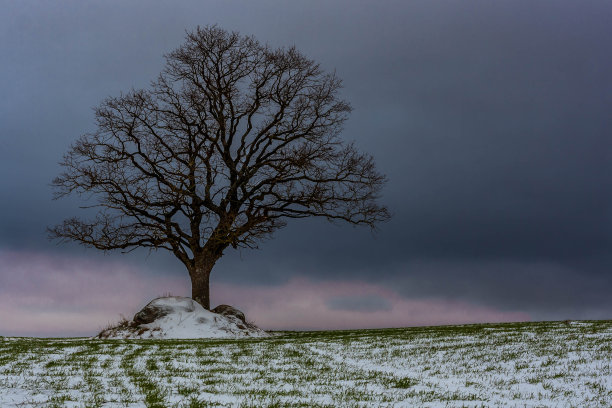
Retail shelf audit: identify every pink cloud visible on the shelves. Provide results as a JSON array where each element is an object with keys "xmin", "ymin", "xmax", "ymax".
[
  {"xmin": 0, "ymin": 250, "xmax": 189, "ymax": 336},
  {"xmin": 213, "ymin": 279, "xmax": 530, "ymax": 330},
  {"xmin": 0, "ymin": 250, "xmax": 529, "ymax": 337}
]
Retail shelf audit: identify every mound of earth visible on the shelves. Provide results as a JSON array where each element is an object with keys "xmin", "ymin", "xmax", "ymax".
[{"xmin": 97, "ymin": 296, "xmax": 268, "ymax": 339}]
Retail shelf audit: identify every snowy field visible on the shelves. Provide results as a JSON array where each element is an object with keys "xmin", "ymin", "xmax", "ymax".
[{"xmin": 1, "ymin": 321, "xmax": 611, "ymax": 407}]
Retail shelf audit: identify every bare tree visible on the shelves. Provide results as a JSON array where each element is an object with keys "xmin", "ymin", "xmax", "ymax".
[{"xmin": 51, "ymin": 26, "xmax": 389, "ymax": 309}]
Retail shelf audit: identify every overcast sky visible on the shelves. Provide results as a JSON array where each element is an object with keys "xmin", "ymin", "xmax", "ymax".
[{"xmin": 1, "ymin": 0, "xmax": 611, "ymax": 336}]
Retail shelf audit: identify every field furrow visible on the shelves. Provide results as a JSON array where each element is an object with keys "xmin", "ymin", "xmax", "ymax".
[{"xmin": 0, "ymin": 321, "xmax": 611, "ymax": 407}]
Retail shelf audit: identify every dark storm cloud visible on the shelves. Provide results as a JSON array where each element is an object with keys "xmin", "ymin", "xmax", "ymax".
[{"xmin": 1, "ymin": 0, "xmax": 611, "ymax": 320}]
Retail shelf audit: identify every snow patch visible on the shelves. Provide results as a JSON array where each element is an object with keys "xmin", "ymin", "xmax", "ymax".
[{"xmin": 98, "ymin": 296, "xmax": 269, "ymax": 339}]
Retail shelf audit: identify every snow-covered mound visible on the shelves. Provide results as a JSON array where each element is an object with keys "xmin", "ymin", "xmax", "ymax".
[{"xmin": 98, "ymin": 296, "xmax": 269, "ymax": 339}]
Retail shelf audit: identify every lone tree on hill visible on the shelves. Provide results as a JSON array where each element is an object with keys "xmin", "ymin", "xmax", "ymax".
[{"xmin": 51, "ymin": 26, "xmax": 389, "ymax": 309}]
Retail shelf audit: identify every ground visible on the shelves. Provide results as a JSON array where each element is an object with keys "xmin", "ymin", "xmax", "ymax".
[{"xmin": 0, "ymin": 320, "xmax": 611, "ymax": 407}]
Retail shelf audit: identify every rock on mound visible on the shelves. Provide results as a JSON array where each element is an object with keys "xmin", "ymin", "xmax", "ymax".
[{"xmin": 98, "ymin": 296, "xmax": 268, "ymax": 339}]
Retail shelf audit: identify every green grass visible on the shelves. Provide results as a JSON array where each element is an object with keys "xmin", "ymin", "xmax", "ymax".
[{"xmin": 0, "ymin": 320, "xmax": 611, "ymax": 407}]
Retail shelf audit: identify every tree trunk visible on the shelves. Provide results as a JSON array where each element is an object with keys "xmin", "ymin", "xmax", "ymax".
[{"xmin": 190, "ymin": 255, "xmax": 216, "ymax": 310}]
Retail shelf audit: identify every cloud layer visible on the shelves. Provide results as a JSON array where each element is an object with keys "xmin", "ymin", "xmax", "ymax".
[
  {"xmin": 0, "ymin": 251, "xmax": 528, "ymax": 336},
  {"xmin": 1, "ymin": 1, "xmax": 610, "ymax": 327}
]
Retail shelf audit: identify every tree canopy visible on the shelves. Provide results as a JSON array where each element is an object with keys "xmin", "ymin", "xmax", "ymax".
[{"xmin": 51, "ymin": 26, "xmax": 389, "ymax": 308}]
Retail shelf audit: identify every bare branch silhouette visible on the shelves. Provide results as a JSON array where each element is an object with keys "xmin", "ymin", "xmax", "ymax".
[{"xmin": 51, "ymin": 26, "xmax": 389, "ymax": 309}]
